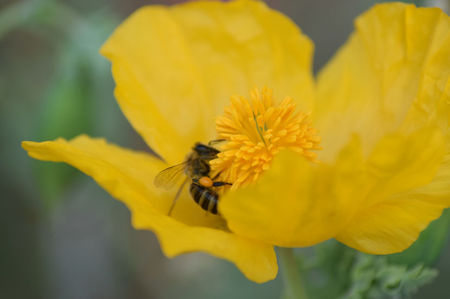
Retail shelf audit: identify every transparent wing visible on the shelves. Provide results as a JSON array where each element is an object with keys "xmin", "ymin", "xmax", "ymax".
[{"xmin": 154, "ymin": 162, "xmax": 188, "ymax": 190}]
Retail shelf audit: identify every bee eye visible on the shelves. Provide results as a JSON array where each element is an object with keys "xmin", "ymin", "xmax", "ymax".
[
  {"xmin": 194, "ymin": 143, "xmax": 219, "ymax": 156},
  {"xmin": 195, "ymin": 144, "xmax": 208, "ymax": 152}
]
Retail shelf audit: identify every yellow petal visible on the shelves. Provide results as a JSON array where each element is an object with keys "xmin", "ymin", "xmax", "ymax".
[
  {"xmin": 334, "ymin": 126, "xmax": 448, "ymax": 254},
  {"xmin": 315, "ymin": 3, "xmax": 450, "ymax": 253},
  {"xmin": 315, "ymin": 3, "xmax": 450, "ymax": 162},
  {"xmin": 221, "ymin": 3, "xmax": 450, "ymax": 252},
  {"xmin": 220, "ymin": 138, "xmax": 367, "ymax": 247},
  {"xmin": 100, "ymin": 0, "xmax": 314, "ymax": 164},
  {"xmin": 22, "ymin": 136, "xmax": 277, "ymax": 282},
  {"xmin": 336, "ymin": 155, "xmax": 450, "ymax": 254},
  {"xmin": 221, "ymin": 127, "xmax": 447, "ymax": 250}
]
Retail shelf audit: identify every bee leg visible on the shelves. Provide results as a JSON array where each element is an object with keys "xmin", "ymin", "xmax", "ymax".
[
  {"xmin": 168, "ymin": 177, "xmax": 189, "ymax": 216},
  {"xmin": 212, "ymin": 181, "xmax": 232, "ymax": 187},
  {"xmin": 208, "ymin": 139, "xmax": 226, "ymax": 146},
  {"xmin": 211, "ymin": 171, "xmax": 223, "ymax": 180}
]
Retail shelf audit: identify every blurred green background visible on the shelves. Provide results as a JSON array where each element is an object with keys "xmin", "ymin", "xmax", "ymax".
[{"xmin": 1, "ymin": 0, "xmax": 449, "ymax": 298}]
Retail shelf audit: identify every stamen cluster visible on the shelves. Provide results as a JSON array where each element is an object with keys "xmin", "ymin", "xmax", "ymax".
[{"xmin": 211, "ymin": 88, "xmax": 321, "ymax": 189}]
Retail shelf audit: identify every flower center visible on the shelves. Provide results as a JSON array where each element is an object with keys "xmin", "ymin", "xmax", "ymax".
[{"xmin": 210, "ymin": 87, "xmax": 321, "ymax": 189}]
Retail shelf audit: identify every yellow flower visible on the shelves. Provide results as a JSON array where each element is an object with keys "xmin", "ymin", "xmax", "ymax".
[{"xmin": 22, "ymin": 0, "xmax": 450, "ymax": 283}]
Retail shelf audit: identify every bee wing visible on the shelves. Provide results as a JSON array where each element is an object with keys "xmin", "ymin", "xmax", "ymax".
[{"xmin": 154, "ymin": 162, "xmax": 188, "ymax": 190}]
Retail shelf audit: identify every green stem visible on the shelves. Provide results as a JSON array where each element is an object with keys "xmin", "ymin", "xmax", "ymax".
[{"xmin": 278, "ymin": 247, "xmax": 309, "ymax": 299}]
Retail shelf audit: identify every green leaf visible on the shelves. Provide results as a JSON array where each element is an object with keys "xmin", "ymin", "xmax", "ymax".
[
  {"xmin": 340, "ymin": 255, "xmax": 438, "ymax": 299},
  {"xmin": 30, "ymin": 7, "xmax": 117, "ymax": 209},
  {"xmin": 300, "ymin": 241, "xmax": 357, "ymax": 299},
  {"xmin": 299, "ymin": 240, "xmax": 441, "ymax": 299},
  {"xmin": 33, "ymin": 52, "xmax": 94, "ymax": 207}
]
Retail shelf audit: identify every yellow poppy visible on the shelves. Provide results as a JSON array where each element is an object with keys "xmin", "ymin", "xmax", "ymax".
[{"xmin": 22, "ymin": 0, "xmax": 449, "ymax": 283}]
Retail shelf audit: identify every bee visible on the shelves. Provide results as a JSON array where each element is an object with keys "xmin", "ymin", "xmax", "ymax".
[{"xmin": 154, "ymin": 141, "xmax": 231, "ymax": 215}]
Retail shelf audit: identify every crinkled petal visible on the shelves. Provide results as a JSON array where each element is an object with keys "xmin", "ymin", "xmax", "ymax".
[
  {"xmin": 315, "ymin": 3, "xmax": 450, "ymax": 253},
  {"xmin": 221, "ymin": 3, "xmax": 450, "ymax": 252},
  {"xmin": 334, "ymin": 126, "xmax": 448, "ymax": 253},
  {"xmin": 336, "ymin": 155, "xmax": 450, "ymax": 254},
  {"xmin": 221, "ymin": 126, "xmax": 447, "ymax": 250},
  {"xmin": 22, "ymin": 136, "xmax": 277, "ymax": 283},
  {"xmin": 100, "ymin": 0, "xmax": 314, "ymax": 164},
  {"xmin": 315, "ymin": 3, "xmax": 450, "ymax": 162},
  {"xmin": 336, "ymin": 153, "xmax": 450, "ymax": 254},
  {"xmin": 220, "ymin": 139, "xmax": 367, "ymax": 247}
]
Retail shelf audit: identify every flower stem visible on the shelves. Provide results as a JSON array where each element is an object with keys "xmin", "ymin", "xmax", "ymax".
[{"xmin": 278, "ymin": 247, "xmax": 309, "ymax": 299}]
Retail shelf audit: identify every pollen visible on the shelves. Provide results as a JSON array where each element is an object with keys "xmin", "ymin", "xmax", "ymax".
[
  {"xmin": 199, "ymin": 176, "xmax": 213, "ymax": 187},
  {"xmin": 210, "ymin": 87, "xmax": 321, "ymax": 189}
]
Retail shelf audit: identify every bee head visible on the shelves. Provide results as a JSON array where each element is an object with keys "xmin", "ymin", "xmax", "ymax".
[{"xmin": 193, "ymin": 142, "xmax": 220, "ymax": 158}]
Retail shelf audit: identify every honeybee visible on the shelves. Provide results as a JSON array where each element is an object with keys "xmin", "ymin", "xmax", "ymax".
[{"xmin": 154, "ymin": 141, "xmax": 231, "ymax": 215}]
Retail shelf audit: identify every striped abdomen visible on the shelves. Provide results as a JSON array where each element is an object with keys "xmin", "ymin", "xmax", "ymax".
[{"xmin": 189, "ymin": 183, "xmax": 219, "ymax": 214}]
